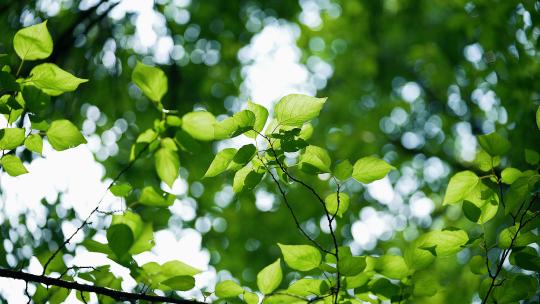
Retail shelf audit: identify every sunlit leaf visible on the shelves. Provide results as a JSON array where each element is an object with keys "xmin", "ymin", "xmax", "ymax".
[
  {"xmin": 215, "ymin": 280, "xmax": 243, "ymax": 298},
  {"xmin": 352, "ymin": 156, "xmax": 395, "ymax": 184},
  {"xmin": 278, "ymin": 243, "xmax": 321, "ymax": 271},
  {"xmin": 132, "ymin": 61, "xmax": 168, "ymax": 103},
  {"xmin": 0, "ymin": 128, "xmax": 25, "ymax": 150},
  {"xmin": 299, "ymin": 145, "xmax": 331, "ymax": 173},
  {"xmin": 245, "ymin": 100, "xmax": 269, "ymax": 138},
  {"xmin": 29, "ymin": 63, "xmax": 88, "ymax": 96},
  {"xmin": 324, "ymin": 192, "xmax": 350, "ymax": 217},
  {"xmin": 106, "ymin": 224, "xmax": 134, "ymax": 259},
  {"xmin": 24, "ymin": 133, "xmax": 43, "ymax": 155},
  {"xmin": 257, "ymin": 258, "xmax": 282, "ymax": 294},
  {"xmin": 46, "ymin": 119, "xmax": 87, "ymax": 151},
  {"xmin": 443, "ymin": 170, "xmax": 479, "ymax": 205},
  {"xmin": 13, "ymin": 20, "xmax": 53, "ymax": 60},
  {"xmin": 1, "ymin": 155, "xmax": 28, "ymax": 176},
  {"xmin": 274, "ymin": 94, "xmax": 327, "ymax": 126},
  {"xmin": 181, "ymin": 111, "xmax": 216, "ymax": 141},
  {"xmin": 477, "ymin": 132, "xmax": 510, "ymax": 157}
]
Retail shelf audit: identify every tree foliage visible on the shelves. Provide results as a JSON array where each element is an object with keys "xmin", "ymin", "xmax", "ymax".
[{"xmin": 0, "ymin": 1, "xmax": 539, "ymax": 304}]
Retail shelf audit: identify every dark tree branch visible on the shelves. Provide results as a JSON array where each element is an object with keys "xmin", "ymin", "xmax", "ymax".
[{"xmin": 0, "ymin": 268, "xmax": 204, "ymax": 304}]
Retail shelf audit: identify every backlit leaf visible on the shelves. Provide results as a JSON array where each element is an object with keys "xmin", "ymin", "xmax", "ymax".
[
  {"xmin": 46, "ymin": 119, "xmax": 87, "ymax": 151},
  {"xmin": 352, "ymin": 156, "xmax": 395, "ymax": 184},
  {"xmin": 13, "ymin": 21, "xmax": 53, "ymax": 60}
]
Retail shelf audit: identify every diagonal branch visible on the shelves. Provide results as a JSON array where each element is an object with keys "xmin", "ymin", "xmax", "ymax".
[{"xmin": 0, "ymin": 268, "xmax": 204, "ymax": 304}]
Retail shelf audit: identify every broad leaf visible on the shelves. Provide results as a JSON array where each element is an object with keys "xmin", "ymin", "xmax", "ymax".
[
  {"xmin": 0, "ymin": 128, "xmax": 25, "ymax": 150},
  {"xmin": 132, "ymin": 61, "xmax": 168, "ymax": 103},
  {"xmin": 245, "ymin": 100, "xmax": 269, "ymax": 138},
  {"xmin": 233, "ymin": 164, "xmax": 263, "ymax": 193},
  {"xmin": 299, "ymin": 145, "xmax": 331, "ymax": 173},
  {"xmin": 24, "ymin": 133, "xmax": 43, "ymax": 155},
  {"xmin": 256, "ymin": 258, "xmax": 282, "ymax": 294},
  {"xmin": 46, "ymin": 119, "xmax": 87, "ymax": 151},
  {"xmin": 324, "ymin": 192, "xmax": 350, "ymax": 217},
  {"xmin": 181, "ymin": 111, "xmax": 216, "ymax": 141},
  {"xmin": 110, "ymin": 183, "xmax": 132, "ymax": 197},
  {"xmin": 287, "ymin": 278, "xmax": 328, "ymax": 296},
  {"xmin": 13, "ymin": 21, "xmax": 53, "ymax": 60},
  {"xmin": 352, "ymin": 156, "xmax": 395, "ymax": 184},
  {"xmin": 274, "ymin": 94, "xmax": 327, "ymax": 126},
  {"xmin": 215, "ymin": 280, "xmax": 243, "ymax": 298},
  {"xmin": 1, "ymin": 155, "xmax": 28, "ymax": 176},
  {"xmin": 204, "ymin": 148, "xmax": 237, "ymax": 178},
  {"xmin": 477, "ymin": 132, "xmax": 510, "ymax": 157},
  {"xmin": 443, "ymin": 171, "xmax": 479, "ymax": 205},
  {"xmin": 29, "ymin": 63, "xmax": 88, "ymax": 96},
  {"xmin": 106, "ymin": 224, "xmax": 134, "ymax": 259},
  {"xmin": 334, "ymin": 160, "xmax": 353, "ymax": 180},
  {"xmin": 278, "ymin": 243, "xmax": 321, "ymax": 271},
  {"xmin": 162, "ymin": 276, "xmax": 195, "ymax": 291},
  {"xmin": 501, "ymin": 167, "xmax": 522, "ymax": 184},
  {"xmin": 154, "ymin": 145, "xmax": 179, "ymax": 187},
  {"xmin": 214, "ymin": 110, "xmax": 256, "ymax": 139},
  {"xmin": 139, "ymin": 186, "xmax": 173, "ymax": 207},
  {"xmin": 374, "ymin": 255, "xmax": 410, "ymax": 279}
]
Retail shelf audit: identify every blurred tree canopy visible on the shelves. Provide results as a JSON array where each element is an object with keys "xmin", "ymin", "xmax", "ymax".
[{"xmin": 0, "ymin": 0, "xmax": 539, "ymax": 303}]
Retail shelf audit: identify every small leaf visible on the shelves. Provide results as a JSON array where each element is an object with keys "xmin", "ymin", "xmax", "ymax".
[
  {"xmin": 154, "ymin": 145, "xmax": 180, "ymax": 187},
  {"xmin": 214, "ymin": 110, "xmax": 256, "ymax": 139},
  {"xmin": 162, "ymin": 276, "xmax": 195, "ymax": 291},
  {"xmin": 256, "ymin": 258, "xmax": 282, "ymax": 294},
  {"xmin": 443, "ymin": 171, "xmax": 479, "ymax": 205},
  {"xmin": 501, "ymin": 167, "xmax": 522, "ymax": 185},
  {"xmin": 181, "ymin": 111, "xmax": 216, "ymax": 141},
  {"xmin": 29, "ymin": 63, "xmax": 88, "ymax": 96},
  {"xmin": 278, "ymin": 243, "xmax": 321, "ymax": 271},
  {"xmin": 110, "ymin": 183, "xmax": 132, "ymax": 197},
  {"xmin": 166, "ymin": 115, "xmax": 182, "ymax": 127},
  {"xmin": 299, "ymin": 145, "xmax": 331, "ymax": 173},
  {"xmin": 245, "ymin": 100, "xmax": 269, "ymax": 138},
  {"xmin": 233, "ymin": 165, "xmax": 263, "ymax": 193},
  {"xmin": 334, "ymin": 160, "xmax": 353, "ymax": 180},
  {"xmin": 324, "ymin": 192, "xmax": 350, "ymax": 217},
  {"xmin": 287, "ymin": 278, "xmax": 328, "ymax": 296},
  {"xmin": 132, "ymin": 61, "xmax": 168, "ymax": 103},
  {"xmin": 13, "ymin": 20, "xmax": 53, "ymax": 61},
  {"xmin": 0, "ymin": 128, "xmax": 25, "ymax": 150},
  {"xmin": 243, "ymin": 291, "xmax": 259, "ymax": 304},
  {"xmin": 525, "ymin": 149, "xmax": 540, "ymax": 165},
  {"xmin": 139, "ymin": 186, "xmax": 173, "ymax": 207},
  {"xmin": 24, "ymin": 134, "xmax": 43, "ymax": 155},
  {"xmin": 106, "ymin": 224, "xmax": 134, "ymax": 259},
  {"xmin": 352, "ymin": 156, "xmax": 395, "ymax": 184},
  {"xmin": 46, "ymin": 119, "xmax": 87, "ymax": 151},
  {"xmin": 1, "ymin": 155, "xmax": 28, "ymax": 176},
  {"xmin": 274, "ymin": 94, "xmax": 327, "ymax": 126},
  {"xmin": 215, "ymin": 280, "xmax": 243, "ymax": 298},
  {"xmin": 477, "ymin": 132, "xmax": 510, "ymax": 157},
  {"xmin": 462, "ymin": 200, "xmax": 481, "ymax": 222},
  {"xmin": 203, "ymin": 148, "xmax": 236, "ymax": 178}
]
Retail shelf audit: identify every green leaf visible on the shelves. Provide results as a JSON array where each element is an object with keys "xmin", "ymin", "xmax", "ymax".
[
  {"xmin": 1, "ymin": 155, "xmax": 28, "ymax": 176},
  {"xmin": 374, "ymin": 255, "xmax": 410, "ymax": 279},
  {"xmin": 203, "ymin": 148, "xmax": 237, "ymax": 178},
  {"xmin": 405, "ymin": 229, "xmax": 469, "ymax": 270},
  {"xmin": 139, "ymin": 186, "xmax": 173, "ymax": 207},
  {"xmin": 0, "ymin": 128, "xmax": 25, "ymax": 150},
  {"xmin": 214, "ymin": 110, "xmax": 256, "ymax": 139},
  {"xmin": 132, "ymin": 61, "xmax": 168, "ymax": 103},
  {"xmin": 474, "ymin": 150, "xmax": 499, "ymax": 172},
  {"xmin": 24, "ymin": 134, "xmax": 43, "ymax": 154},
  {"xmin": 257, "ymin": 258, "xmax": 282, "ymax": 294},
  {"xmin": 162, "ymin": 276, "xmax": 195, "ymax": 291},
  {"xmin": 525, "ymin": 149, "xmax": 540, "ymax": 165},
  {"xmin": 110, "ymin": 183, "xmax": 133, "ymax": 197},
  {"xmin": 462, "ymin": 200, "xmax": 481, "ymax": 222},
  {"xmin": 299, "ymin": 145, "xmax": 331, "ymax": 173},
  {"xmin": 498, "ymin": 225, "xmax": 536, "ymax": 248},
  {"xmin": 324, "ymin": 192, "xmax": 350, "ymax": 217},
  {"xmin": 352, "ymin": 156, "xmax": 395, "ymax": 184},
  {"xmin": 477, "ymin": 132, "xmax": 510, "ymax": 157},
  {"xmin": 215, "ymin": 280, "xmax": 244, "ymax": 298},
  {"xmin": 29, "ymin": 63, "xmax": 88, "ymax": 96},
  {"xmin": 469, "ymin": 255, "xmax": 487, "ymax": 275},
  {"xmin": 13, "ymin": 21, "xmax": 53, "ymax": 61},
  {"xmin": 443, "ymin": 170, "xmax": 479, "ymax": 205},
  {"xmin": 166, "ymin": 115, "xmax": 182, "ymax": 127},
  {"xmin": 537, "ymin": 106, "xmax": 540, "ymax": 130},
  {"xmin": 513, "ymin": 250, "xmax": 540, "ymax": 271},
  {"xmin": 334, "ymin": 160, "xmax": 353, "ymax": 180},
  {"xmin": 278, "ymin": 243, "xmax": 322, "ymax": 271},
  {"xmin": 287, "ymin": 278, "xmax": 328, "ymax": 296},
  {"xmin": 245, "ymin": 100, "xmax": 269, "ymax": 138},
  {"xmin": 155, "ymin": 145, "xmax": 180, "ymax": 188},
  {"xmin": 505, "ymin": 175, "xmax": 540, "ymax": 215},
  {"xmin": 338, "ymin": 247, "xmax": 366, "ymax": 276},
  {"xmin": 106, "ymin": 224, "xmax": 134, "ymax": 259},
  {"xmin": 229, "ymin": 144, "xmax": 256, "ymax": 170},
  {"xmin": 22, "ymin": 85, "xmax": 50, "ymax": 113},
  {"xmin": 501, "ymin": 167, "xmax": 522, "ymax": 185},
  {"xmin": 462, "ymin": 182, "xmax": 499, "ymax": 224},
  {"xmin": 274, "ymin": 94, "xmax": 327, "ymax": 126},
  {"xmin": 233, "ymin": 164, "xmax": 263, "ymax": 193},
  {"xmin": 243, "ymin": 291, "xmax": 259, "ymax": 304},
  {"xmin": 181, "ymin": 111, "xmax": 216, "ymax": 141},
  {"xmin": 46, "ymin": 119, "xmax": 87, "ymax": 151}
]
